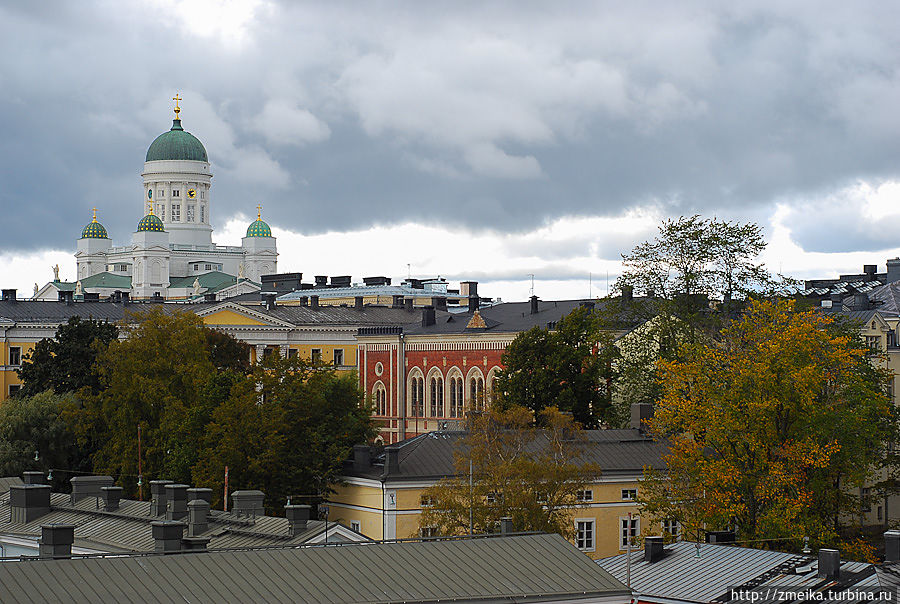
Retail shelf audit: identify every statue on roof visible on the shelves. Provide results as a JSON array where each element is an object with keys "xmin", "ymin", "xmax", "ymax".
[
  {"xmin": 52, "ymin": 264, "xmax": 60, "ymax": 281},
  {"xmin": 238, "ymin": 263, "xmax": 245, "ymax": 280},
  {"xmin": 75, "ymin": 281, "xmax": 83, "ymax": 296},
  {"xmin": 193, "ymin": 277, "xmax": 201, "ymax": 296},
  {"xmin": 33, "ymin": 283, "xmax": 38, "ymax": 296}
]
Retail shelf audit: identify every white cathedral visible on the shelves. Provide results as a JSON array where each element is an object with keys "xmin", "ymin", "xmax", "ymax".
[{"xmin": 37, "ymin": 98, "xmax": 277, "ymax": 301}]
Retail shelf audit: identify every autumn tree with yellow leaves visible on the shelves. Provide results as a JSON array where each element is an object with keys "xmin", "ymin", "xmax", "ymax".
[
  {"xmin": 420, "ymin": 406, "xmax": 601, "ymax": 538},
  {"xmin": 639, "ymin": 299, "xmax": 899, "ymax": 547}
]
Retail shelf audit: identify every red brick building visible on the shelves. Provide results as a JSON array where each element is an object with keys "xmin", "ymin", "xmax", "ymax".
[{"xmin": 357, "ymin": 297, "xmax": 610, "ymax": 443}]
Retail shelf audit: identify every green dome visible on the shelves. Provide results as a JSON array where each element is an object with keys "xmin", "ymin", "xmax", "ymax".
[
  {"xmin": 246, "ymin": 219, "xmax": 272, "ymax": 238},
  {"xmin": 81, "ymin": 219, "xmax": 109, "ymax": 239},
  {"xmin": 146, "ymin": 119, "xmax": 208, "ymax": 162},
  {"xmin": 137, "ymin": 213, "xmax": 165, "ymax": 232}
]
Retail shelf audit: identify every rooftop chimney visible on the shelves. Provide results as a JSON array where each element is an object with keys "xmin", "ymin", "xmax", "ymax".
[
  {"xmin": 460, "ymin": 281, "xmax": 478, "ymax": 297},
  {"xmin": 1, "ymin": 289, "xmax": 16, "ymax": 302},
  {"xmin": 353, "ymin": 444, "xmax": 371, "ymax": 471},
  {"xmin": 262, "ymin": 292, "xmax": 277, "ymax": 311},
  {"xmin": 529, "ymin": 295, "xmax": 539, "ymax": 315},
  {"xmin": 630, "ymin": 403, "xmax": 653, "ymax": 432},
  {"xmin": 39, "ymin": 524, "xmax": 75, "ymax": 559},
  {"xmin": 285, "ymin": 504, "xmax": 311, "ymax": 536},
  {"xmin": 864, "ymin": 264, "xmax": 878, "ymax": 281},
  {"xmin": 382, "ymin": 446, "xmax": 400, "ymax": 478},
  {"xmin": 58, "ymin": 290, "xmax": 74, "ymax": 305},
  {"xmin": 405, "ymin": 297, "xmax": 414, "ymax": 311},
  {"xmin": 151, "ymin": 520, "xmax": 185, "ymax": 553},
  {"xmin": 705, "ymin": 530, "xmax": 735, "ymax": 544},
  {"xmin": 22, "ymin": 471, "xmax": 45, "ymax": 485},
  {"xmin": 886, "ymin": 531, "xmax": 900, "ymax": 563},
  {"xmin": 9, "ymin": 484, "xmax": 51, "ymax": 523},
  {"xmin": 181, "ymin": 536, "xmax": 211, "ymax": 551},
  {"xmin": 188, "ymin": 499, "xmax": 210, "ymax": 536},
  {"xmin": 355, "ymin": 296, "xmax": 364, "ymax": 310},
  {"xmin": 100, "ymin": 486, "xmax": 123, "ymax": 512},
  {"xmin": 315, "ymin": 275, "xmax": 328, "ymax": 287},
  {"xmin": 644, "ymin": 535, "xmax": 665, "ymax": 562},
  {"xmin": 499, "ymin": 517, "xmax": 514, "ymax": 535},
  {"xmin": 854, "ymin": 293, "xmax": 870, "ymax": 311},
  {"xmin": 186, "ymin": 488, "xmax": 213, "ymax": 507},
  {"xmin": 622, "ymin": 285, "xmax": 634, "ymax": 302},
  {"xmin": 165, "ymin": 483, "xmax": 189, "ymax": 521},
  {"xmin": 818, "ymin": 548, "xmax": 840, "ymax": 580},
  {"xmin": 468, "ymin": 295, "xmax": 480, "ymax": 313},
  {"xmin": 392, "ymin": 295, "xmax": 404, "ymax": 309},
  {"xmin": 150, "ymin": 480, "xmax": 174, "ymax": 516},
  {"xmin": 204, "ymin": 292, "xmax": 217, "ymax": 302},
  {"xmin": 310, "ymin": 295, "xmax": 320, "ymax": 310},
  {"xmin": 422, "ymin": 306, "xmax": 436, "ymax": 327},
  {"xmin": 298, "ymin": 296, "xmax": 308, "ymax": 307},
  {"xmin": 70, "ymin": 475, "xmax": 114, "ymax": 504},
  {"xmin": 121, "ymin": 291, "xmax": 130, "ymax": 305},
  {"xmin": 888, "ymin": 258, "xmax": 900, "ymax": 284},
  {"xmin": 83, "ymin": 292, "xmax": 99, "ymax": 302},
  {"xmin": 434, "ymin": 296, "xmax": 447, "ymax": 311},
  {"xmin": 231, "ymin": 490, "xmax": 265, "ymax": 518}
]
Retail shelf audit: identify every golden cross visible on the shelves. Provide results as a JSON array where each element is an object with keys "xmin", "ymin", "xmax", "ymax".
[
  {"xmin": 172, "ymin": 93, "xmax": 182, "ymax": 118},
  {"xmin": 256, "ymin": 204, "xmax": 263, "ymax": 220},
  {"xmin": 91, "ymin": 207, "xmax": 98, "ymax": 222}
]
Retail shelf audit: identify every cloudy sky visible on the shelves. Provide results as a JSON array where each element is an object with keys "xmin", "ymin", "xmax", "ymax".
[{"xmin": 3, "ymin": 0, "xmax": 900, "ymax": 301}]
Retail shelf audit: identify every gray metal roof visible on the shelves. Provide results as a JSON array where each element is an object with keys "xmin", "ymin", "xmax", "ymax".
[
  {"xmin": 0, "ymin": 476, "xmax": 23, "ymax": 495},
  {"xmin": 597, "ymin": 541, "xmax": 879, "ymax": 602},
  {"xmin": 346, "ymin": 429, "xmax": 668, "ymax": 482},
  {"xmin": 0, "ymin": 533, "xmax": 629, "ymax": 603},
  {"xmin": 400, "ymin": 297, "xmax": 646, "ymax": 336},
  {"xmin": 0, "ymin": 490, "xmax": 359, "ymax": 553}
]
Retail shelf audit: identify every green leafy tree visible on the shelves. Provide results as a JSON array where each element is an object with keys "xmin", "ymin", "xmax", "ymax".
[
  {"xmin": 73, "ymin": 308, "xmax": 231, "ymax": 490},
  {"xmin": 494, "ymin": 307, "xmax": 618, "ymax": 427},
  {"xmin": 0, "ymin": 390, "xmax": 91, "ymax": 490},
  {"xmin": 420, "ymin": 406, "xmax": 601, "ymax": 538},
  {"xmin": 192, "ymin": 353, "xmax": 375, "ymax": 513},
  {"xmin": 638, "ymin": 299, "xmax": 899, "ymax": 548},
  {"xmin": 17, "ymin": 316, "xmax": 119, "ymax": 397}
]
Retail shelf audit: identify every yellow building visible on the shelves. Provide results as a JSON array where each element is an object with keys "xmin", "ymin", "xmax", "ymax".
[
  {"xmin": 328, "ymin": 420, "xmax": 671, "ymax": 559},
  {"xmin": 0, "ymin": 293, "xmax": 421, "ymax": 402}
]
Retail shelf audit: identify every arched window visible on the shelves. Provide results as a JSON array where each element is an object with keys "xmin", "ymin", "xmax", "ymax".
[
  {"xmin": 449, "ymin": 376, "xmax": 464, "ymax": 418},
  {"xmin": 409, "ymin": 376, "xmax": 424, "ymax": 417},
  {"xmin": 429, "ymin": 376, "xmax": 444, "ymax": 417},
  {"xmin": 470, "ymin": 376, "xmax": 485, "ymax": 412},
  {"xmin": 373, "ymin": 383, "xmax": 387, "ymax": 416}
]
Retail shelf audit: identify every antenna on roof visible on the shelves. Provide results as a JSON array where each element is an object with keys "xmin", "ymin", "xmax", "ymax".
[{"xmin": 528, "ymin": 274, "xmax": 535, "ymax": 297}]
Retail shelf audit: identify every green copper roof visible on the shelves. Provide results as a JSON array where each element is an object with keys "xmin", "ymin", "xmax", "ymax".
[
  {"xmin": 137, "ymin": 213, "xmax": 165, "ymax": 232},
  {"xmin": 146, "ymin": 119, "xmax": 208, "ymax": 162},
  {"xmin": 246, "ymin": 219, "xmax": 272, "ymax": 238},
  {"xmin": 81, "ymin": 220, "xmax": 109, "ymax": 239}
]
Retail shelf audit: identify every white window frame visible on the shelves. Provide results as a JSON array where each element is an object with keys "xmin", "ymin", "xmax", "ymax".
[
  {"xmin": 8, "ymin": 384, "xmax": 22, "ymax": 397},
  {"xmin": 171, "ymin": 204, "xmax": 181, "ymax": 222},
  {"xmin": 172, "ymin": 189, "xmax": 180, "ymax": 197},
  {"xmin": 311, "ymin": 349, "xmax": 322, "ymax": 364},
  {"xmin": 662, "ymin": 519, "xmax": 681, "ymax": 540},
  {"xmin": 575, "ymin": 518, "xmax": 595, "ymax": 552},
  {"xmin": 620, "ymin": 516, "xmax": 639, "ymax": 550},
  {"xmin": 576, "ymin": 489, "xmax": 593, "ymax": 503},
  {"xmin": 333, "ymin": 349, "xmax": 344, "ymax": 367},
  {"xmin": 350, "ymin": 520, "xmax": 361, "ymax": 533},
  {"xmin": 621, "ymin": 488, "xmax": 637, "ymax": 501},
  {"xmin": 186, "ymin": 204, "xmax": 195, "ymax": 222},
  {"xmin": 8, "ymin": 346, "xmax": 21, "ymax": 366}
]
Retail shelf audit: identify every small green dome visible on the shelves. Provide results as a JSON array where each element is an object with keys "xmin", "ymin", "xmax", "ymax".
[
  {"xmin": 246, "ymin": 219, "xmax": 272, "ymax": 238},
  {"xmin": 137, "ymin": 213, "xmax": 165, "ymax": 232},
  {"xmin": 146, "ymin": 119, "xmax": 208, "ymax": 162},
  {"xmin": 81, "ymin": 219, "xmax": 109, "ymax": 239}
]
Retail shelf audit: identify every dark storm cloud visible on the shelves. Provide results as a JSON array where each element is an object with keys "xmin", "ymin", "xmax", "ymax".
[{"xmin": 2, "ymin": 1, "xmax": 900, "ymax": 253}]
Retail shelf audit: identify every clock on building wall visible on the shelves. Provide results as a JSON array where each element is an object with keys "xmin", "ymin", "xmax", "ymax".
[{"xmin": 187, "ymin": 189, "xmax": 196, "ymax": 199}]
